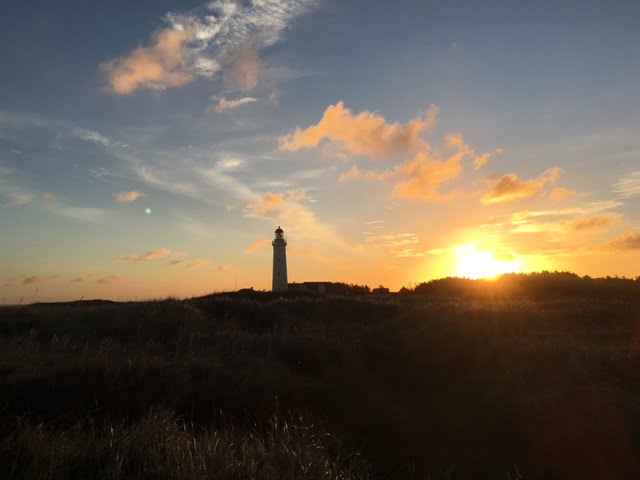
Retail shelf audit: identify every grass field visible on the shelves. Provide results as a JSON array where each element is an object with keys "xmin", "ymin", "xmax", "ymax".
[{"xmin": 2, "ymin": 276, "xmax": 640, "ymax": 479}]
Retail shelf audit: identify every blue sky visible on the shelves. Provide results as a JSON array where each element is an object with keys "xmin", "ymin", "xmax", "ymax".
[{"xmin": 1, "ymin": 0, "xmax": 639, "ymax": 302}]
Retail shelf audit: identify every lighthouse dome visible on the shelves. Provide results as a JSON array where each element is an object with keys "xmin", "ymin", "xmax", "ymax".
[{"xmin": 275, "ymin": 226, "xmax": 284, "ymax": 234}]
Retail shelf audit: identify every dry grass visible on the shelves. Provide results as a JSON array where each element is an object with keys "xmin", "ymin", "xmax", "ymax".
[{"xmin": 1, "ymin": 283, "xmax": 640, "ymax": 479}]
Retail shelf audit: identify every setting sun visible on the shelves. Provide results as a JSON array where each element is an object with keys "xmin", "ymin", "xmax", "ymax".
[{"xmin": 454, "ymin": 246, "xmax": 523, "ymax": 280}]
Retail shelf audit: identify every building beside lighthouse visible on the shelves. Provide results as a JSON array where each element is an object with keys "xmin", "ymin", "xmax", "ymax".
[{"xmin": 272, "ymin": 226, "xmax": 288, "ymax": 291}]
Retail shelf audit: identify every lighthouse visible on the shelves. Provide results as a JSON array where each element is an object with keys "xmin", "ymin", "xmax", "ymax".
[{"xmin": 272, "ymin": 226, "xmax": 288, "ymax": 291}]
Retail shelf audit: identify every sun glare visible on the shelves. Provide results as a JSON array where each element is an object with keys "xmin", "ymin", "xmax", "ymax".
[{"xmin": 454, "ymin": 245, "xmax": 523, "ymax": 280}]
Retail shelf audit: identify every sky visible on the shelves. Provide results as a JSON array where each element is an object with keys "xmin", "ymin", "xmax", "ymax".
[{"xmin": 1, "ymin": 0, "xmax": 640, "ymax": 303}]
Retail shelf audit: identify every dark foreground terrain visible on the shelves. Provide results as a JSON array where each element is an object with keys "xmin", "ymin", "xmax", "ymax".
[{"xmin": 2, "ymin": 275, "xmax": 640, "ymax": 479}]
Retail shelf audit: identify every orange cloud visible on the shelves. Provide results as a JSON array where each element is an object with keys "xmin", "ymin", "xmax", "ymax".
[
  {"xmin": 481, "ymin": 167, "xmax": 563, "ymax": 205},
  {"xmin": 114, "ymin": 191, "xmax": 145, "ymax": 204},
  {"xmin": 339, "ymin": 135, "xmax": 472, "ymax": 200},
  {"xmin": 245, "ymin": 192, "xmax": 285, "ymax": 215},
  {"xmin": 117, "ymin": 248, "xmax": 172, "ymax": 262},
  {"xmin": 97, "ymin": 275, "xmax": 121, "ymax": 284},
  {"xmin": 23, "ymin": 275, "xmax": 41, "ymax": 284},
  {"xmin": 473, "ymin": 148, "xmax": 504, "ymax": 170},
  {"xmin": 210, "ymin": 96, "xmax": 257, "ymax": 113},
  {"xmin": 186, "ymin": 260, "xmax": 208, "ymax": 270},
  {"xmin": 245, "ymin": 239, "xmax": 271, "ymax": 253},
  {"xmin": 549, "ymin": 187, "xmax": 578, "ymax": 200},
  {"xmin": 604, "ymin": 231, "xmax": 640, "ymax": 252},
  {"xmin": 169, "ymin": 259, "xmax": 184, "ymax": 265},
  {"xmin": 568, "ymin": 215, "xmax": 619, "ymax": 232},
  {"xmin": 101, "ymin": 29, "xmax": 193, "ymax": 95},
  {"xmin": 222, "ymin": 39, "xmax": 264, "ymax": 90},
  {"xmin": 279, "ymin": 102, "xmax": 438, "ymax": 159},
  {"xmin": 216, "ymin": 265, "xmax": 229, "ymax": 272}
]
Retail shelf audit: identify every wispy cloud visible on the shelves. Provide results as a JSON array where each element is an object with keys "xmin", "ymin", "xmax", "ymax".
[
  {"xmin": 612, "ymin": 171, "xmax": 640, "ymax": 199},
  {"xmin": 23, "ymin": 276, "xmax": 42, "ymax": 284},
  {"xmin": 114, "ymin": 191, "xmax": 145, "ymax": 204},
  {"xmin": 169, "ymin": 259, "xmax": 184, "ymax": 265},
  {"xmin": 101, "ymin": 0, "xmax": 316, "ymax": 94},
  {"xmin": 210, "ymin": 96, "xmax": 258, "ymax": 113},
  {"xmin": 0, "ymin": 167, "xmax": 33, "ymax": 208},
  {"xmin": 117, "ymin": 248, "xmax": 173, "ymax": 262},
  {"xmin": 216, "ymin": 265, "xmax": 229, "ymax": 272},
  {"xmin": 245, "ymin": 239, "xmax": 271, "ymax": 253},
  {"xmin": 222, "ymin": 38, "xmax": 264, "ymax": 90},
  {"xmin": 97, "ymin": 275, "xmax": 121, "ymax": 284},
  {"xmin": 364, "ymin": 232, "xmax": 424, "ymax": 257},
  {"xmin": 186, "ymin": 260, "xmax": 209, "ymax": 270},
  {"xmin": 72, "ymin": 127, "xmax": 116, "ymax": 147},
  {"xmin": 481, "ymin": 167, "xmax": 563, "ymax": 205}
]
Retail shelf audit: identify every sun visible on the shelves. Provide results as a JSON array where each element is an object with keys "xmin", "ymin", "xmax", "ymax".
[{"xmin": 454, "ymin": 246, "xmax": 523, "ymax": 280}]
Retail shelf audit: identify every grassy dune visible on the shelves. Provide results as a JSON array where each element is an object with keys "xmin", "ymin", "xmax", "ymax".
[{"xmin": 1, "ymin": 281, "xmax": 640, "ymax": 479}]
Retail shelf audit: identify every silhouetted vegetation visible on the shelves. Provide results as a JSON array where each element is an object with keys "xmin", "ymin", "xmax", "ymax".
[{"xmin": 1, "ymin": 272, "xmax": 640, "ymax": 479}]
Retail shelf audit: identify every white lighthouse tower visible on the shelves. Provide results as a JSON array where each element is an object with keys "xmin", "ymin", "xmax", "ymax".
[{"xmin": 272, "ymin": 226, "xmax": 288, "ymax": 291}]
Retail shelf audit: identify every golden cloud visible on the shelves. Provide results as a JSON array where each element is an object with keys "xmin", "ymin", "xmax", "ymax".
[
  {"xmin": 473, "ymin": 147, "xmax": 504, "ymax": 170},
  {"xmin": 549, "ymin": 187, "xmax": 578, "ymax": 200},
  {"xmin": 245, "ymin": 239, "xmax": 271, "ymax": 253},
  {"xmin": 481, "ymin": 167, "xmax": 563, "ymax": 205},
  {"xmin": 568, "ymin": 215, "xmax": 620, "ymax": 232},
  {"xmin": 117, "ymin": 248, "xmax": 172, "ymax": 262},
  {"xmin": 604, "ymin": 231, "xmax": 640, "ymax": 252},
  {"xmin": 186, "ymin": 260, "xmax": 209, "ymax": 270},
  {"xmin": 245, "ymin": 192, "xmax": 284, "ymax": 215},
  {"xmin": 101, "ymin": 29, "xmax": 193, "ymax": 95},
  {"xmin": 279, "ymin": 102, "xmax": 439, "ymax": 159},
  {"xmin": 114, "ymin": 191, "xmax": 145, "ymax": 204},
  {"xmin": 339, "ymin": 134, "xmax": 472, "ymax": 200}
]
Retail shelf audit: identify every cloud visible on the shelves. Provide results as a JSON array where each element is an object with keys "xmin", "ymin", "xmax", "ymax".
[
  {"xmin": 23, "ymin": 276, "xmax": 41, "ymax": 284},
  {"xmin": 613, "ymin": 171, "xmax": 640, "ymax": 199},
  {"xmin": 339, "ymin": 134, "xmax": 472, "ymax": 200},
  {"xmin": 101, "ymin": 29, "xmax": 193, "ymax": 95},
  {"xmin": 511, "ymin": 201, "xmax": 622, "ymax": 222},
  {"xmin": 114, "ymin": 191, "xmax": 145, "ymax": 204},
  {"xmin": 0, "ymin": 168, "xmax": 33, "ymax": 208},
  {"xmin": 473, "ymin": 148, "xmax": 503, "ymax": 170},
  {"xmin": 70, "ymin": 277, "xmax": 83, "ymax": 283},
  {"xmin": 549, "ymin": 187, "xmax": 578, "ymax": 200},
  {"xmin": 43, "ymin": 192, "xmax": 59, "ymax": 202},
  {"xmin": 567, "ymin": 215, "xmax": 620, "ymax": 232},
  {"xmin": 1, "ymin": 195, "xmax": 31, "ymax": 208},
  {"xmin": 481, "ymin": 167, "xmax": 563, "ymax": 205},
  {"xmin": 216, "ymin": 265, "xmax": 229, "ymax": 272},
  {"xmin": 279, "ymin": 102, "xmax": 439, "ymax": 159},
  {"xmin": 604, "ymin": 231, "xmax": 640, "ymax": 252},
  {"xmin": 222, "ymin": 38, "xmax": 264, "ymax": 90},
  {"xmin": 44, "ymin": 203, "xmax": 110, "ymax": 222},
  {"xmin": 186, "ymin": 260, "xmax": 209, "ymax": 270},
  {"xmin": 210, "ymin": 96, "xmax": 258, "ymax": 113},
  {"xmin": 245, "ymin": 192, "xmax": 284, "ymax": 215},
  {"xmin": 169, "ymin": 259, "xmax": 184, "ymax": 265},
  {"xmin": 117, "ymin": 248, "xmax": 172, "ymax": 262},
  {"xmin": 364, "ymin": 232, "xmax": 424, "ymax": 257},
  {"xmin": 245, "ymin": 239, "xmax": 271, "ymax": 253},
  {"xmin": 101, "ymin": 1, "xmax": 316, "ymax": 95},
  {"xmin": 72, "ymin": 127, "xmax": 115, "ymax": 147},
  {"xmin": 97, "ymin": 275, "xmax": 121, "ymax": 284}
]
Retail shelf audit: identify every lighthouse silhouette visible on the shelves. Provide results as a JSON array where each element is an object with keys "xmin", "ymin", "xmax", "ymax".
[{"xmin": 272, "ymin": 226, "xmax": 288, "ymax": 291}]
